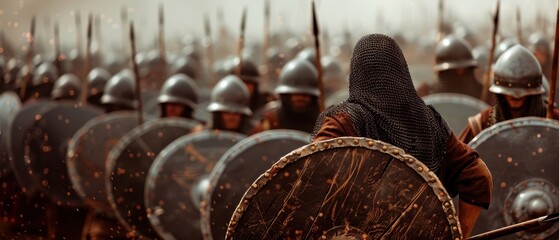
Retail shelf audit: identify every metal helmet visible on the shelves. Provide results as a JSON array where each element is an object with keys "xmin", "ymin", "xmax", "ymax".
[
  {"xmin": 88, "ymin": 67, "xmax": 111, "ymax": 98},
  {"xmin": 227, "ymin": 57, "xmax": 260, "ymax": 84},
  {"xmin": 172, "ymin": 57, "xmax": 197, "ymax": 80},
  {"xmin": 5, "ymin": 58, "xmax": 23, "ymax": 85},
  {"xmin": 494, "ymin": 38, "xmax": 518, "ymax": 63},
  {"xmin": 207, "ymin": 75, "xmax": 252, "ymax": 116},
  {"xmin": 51, "ymin": 73, "xmax": 81, "ymax": 100},
  {"xmin": 100, "ymin": 70, "xmax": 137, "ymax": 109},
  {"xmin": 490, "ymin": 45, "xmax": 545, "ymax": 98},
  {"xmin": 157, "ymin": 74, "xmax": 199, "ymax": 109},
  {"xmin": 275, "ymin": 58, "xmax": 320, "ymax": 96},
  {"xmin": 433, "ymin": 35, "xmax": 477, "ymax": 71},
  {"xmin": 32, "ymin": 61, "xmax": 58, "ymax": 86},
  {"xmin": 528, "ymin": 33, "xmax": 551, "ymax": 56},
  {"xmin": 296, "ymin": 48, "xmax": 318, "ymax": 66},
  {"xmin": 14, "ymin": 64, "xmax": 33, "ymax": 89}
]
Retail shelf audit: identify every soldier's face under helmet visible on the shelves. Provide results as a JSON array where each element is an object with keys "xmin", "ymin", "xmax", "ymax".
[
  {"xmin": 220, "ymin": 111, "xmax": 242, "ymax": 130},
  {"xmin": 163, "ymin": 102, "xmax": 187, "ymax": 118},
  {"xmin": 284, "ymin": 93, "xmax": 313, "ymax": 113}
]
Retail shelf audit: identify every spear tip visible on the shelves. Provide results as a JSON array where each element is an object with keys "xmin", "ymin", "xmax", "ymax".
[
  {"xmin": 312, "ymin": 1, "xmax": 319, "ymax": 36},
  {"xmin": 240, "ymin": 7, "xmax": 247, "ymax": 34}
]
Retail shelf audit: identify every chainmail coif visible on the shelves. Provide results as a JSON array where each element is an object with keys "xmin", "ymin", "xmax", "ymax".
[{"xmin": 312, "ymin": 34, "xmax": 451, "ymax": 173}]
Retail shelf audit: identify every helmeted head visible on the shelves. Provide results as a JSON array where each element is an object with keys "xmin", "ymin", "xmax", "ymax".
[
  {"xmin": 207, "ymin": 75, "xmax": 252, "ymax": 116},
  {"xmin": 227, "ymin": 57, "xmax": 260, "ymax": 85},
  {"xmin": 276, "ymin": 58, "xmax": 320, "ymax": 97},
  {"xmin": 433, "ymin": 35, "xmax": 477, "ymax": 72},
  {"xmin": 28, "ymin": 61, "xmax": 58, "ymax": 99},
  {"xmin": 490, "ymin": 45, "xmax": 545, "ymax": 99},
  {"xmin": 100, "ymin": 70, "xmax": 137, "ymax": 111},
  {"xmin": 494, "ymin": 38, "xmax": 519, "ymax": 63},
  {"xmin": 172, "ymin": 57, "xmax": 197, "ymax": 80},
  {"xmin": 87, "ymin": 68, "xmax": 111, "ymax": 105},
  {"xmin": 321, "ymin": 55, "xmax": 346, "ymax": 95},
  {"xmin": 158, "ymin": 74, "xmax": 199, "ymax": 118},
  {"xmin": 527, "ymin": 33, "xmax": 551, "ymax": 71},
  {"xmin": 51, "ymin": 73, "xmax": 81, "ymax": 100}
]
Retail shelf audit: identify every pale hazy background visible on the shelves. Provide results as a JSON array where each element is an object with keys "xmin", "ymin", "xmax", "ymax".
[{"xmin": 1, "ymin": 0, "xmax": 557, "ymax": 54}]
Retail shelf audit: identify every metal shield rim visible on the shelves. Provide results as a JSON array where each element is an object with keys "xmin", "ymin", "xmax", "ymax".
[
  {"xmin": 104, "ymin": 118, "xmax": 198, "ymax": 234},
  {"xmin": 201, "ymin": 129, "xmax": 311, "ymax": 239},
  {"xmin": 468, "ymin": 117, "xmax": 559, "ymax": 148},
  {"xmin": 225, "ymin": 137, "xmax": 462, "ymax": 239},
  {"xmin": 144, "ymin": 129, "xmax": 246, "ymax": 240},
  {"xmin": 422, "ymin": 92, "xmax": 490, "ymax": 112}
]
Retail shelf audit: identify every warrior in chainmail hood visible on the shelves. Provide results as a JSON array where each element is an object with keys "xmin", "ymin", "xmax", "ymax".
[{"xmin": 313, "ymin": 34, "xmax": 450, "ymax": 172}]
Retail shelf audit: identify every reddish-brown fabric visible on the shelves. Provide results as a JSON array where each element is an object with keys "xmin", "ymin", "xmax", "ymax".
[{"xmin": 313, "ymin": 112, "xmax": 492, "ymax": 209}]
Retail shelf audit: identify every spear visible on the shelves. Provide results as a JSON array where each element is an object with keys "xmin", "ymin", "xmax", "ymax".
[
  {"xmin": 80, "ymin": 14, "xmax": 93, "ymax": 105},
  {"xmin": 236, "ymin": 7, "xmax": 247, "ymax": 76},
  {"xmin": 547, "ymin": 2, "xmax": 559, "ymax": 119},
  {"xmin": 262, "ymin": 0, "xmax": 271, "ymax": 90},
  {"xmin": 19, "ymin": 16, "xmax": 36, "ymax": 99},
  {"xmin": 130, "ymin": 22, "xmax": 144, "ymax": 125},
  {"xmin": 95, "ymin": 14, "xmax": 102, "ymax": 52},
  {"xmin": 481, "ymin": 0, "xmax": 500, "ymax": 103},
  {"xmin": 158, "ymin": 3, "xmax": 166, "ymax": 68},
  {"xmin": 312, "ymin": 1, "xmax": 325, "ymax": 112},
  {"xmin": 467, "ymin": 212, "xmax": 559, "ymax": 240},
  {"xmin": 204, "ymin": 14, "xmax": 216, "ymax": 85},
  {"xmin": 121, "ymin": 6, "xmax": 129, "ymax": 61},
  {"xmin": 516, "ymin": 6, "xmax": 523, "ymax": 45},
  {"xmin": 437, "ymin": 0, "xmax": 444, "ymax": 42},
  {"xmin": 53, "ymin": 20, "xmax": 62, "ymax": 74}
]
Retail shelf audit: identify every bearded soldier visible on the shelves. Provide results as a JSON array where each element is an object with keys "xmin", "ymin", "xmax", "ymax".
[
  {"xmin": 250, "ymin": 58, "xmax": 320, "ymax": 134},
  {"xmin": 417, "ymin": 35, "xmax": 482, "ymax": 99},
  {"xmin": 226, "ymin": 57, "xmax": 270, "ymax": 111},
  {"xmin": 158, "ymin": 73, "xmax": 199, "ymax": 119},
  {"xmin": 312, "ymin": 34, "xmax": 492, "ymax": 238},
  {"xmin": 459, "ymin": 45, "xmax": 559, "ymax": 143},
  {"xmin": 192, "ymin": 75, "xmax": 254, "ymax": 134}
]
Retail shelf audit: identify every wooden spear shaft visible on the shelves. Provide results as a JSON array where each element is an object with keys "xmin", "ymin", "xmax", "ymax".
[
  {"xmin": 130, "ymin": 22, "xmax": 144, "ymax": 125},
  {"xmin": 312, "ymin": 1, "xmax": 325, "ymax": 112},
  {"xmin": 481, "ymin": 0, "xmax": 500, "ymax": 103},
  {"xmin": 236, "ymin": 8, "xmax": 247, "ymax": 77},
  {"xmin": 80, "ymin": 14, "xmax": 93, "ymax": 106},
  {"xmin": 547, "ymin": 3, "xmax": 559, "ymax": 119}
]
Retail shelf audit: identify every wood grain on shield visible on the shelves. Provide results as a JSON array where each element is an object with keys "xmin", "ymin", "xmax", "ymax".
[{"xmin": 228, "ymin": 137, "xmax": 461, "ymax": 240}]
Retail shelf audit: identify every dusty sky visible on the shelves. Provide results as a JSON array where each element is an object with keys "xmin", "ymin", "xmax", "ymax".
[{"xmin": 0, "ymin": 0, "xmax": 557, "ymax": 53}]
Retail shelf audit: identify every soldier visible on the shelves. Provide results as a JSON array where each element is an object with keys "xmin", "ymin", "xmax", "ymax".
[
  {"xmin": 28, "ymin": 61, "xmax": 58, "ymax": 99},
  {"xmin": 192, "ymin": 75, "xmax": 253, "ymax": 134},
  {"xmin": 312, "ymin": 34, "xmax": 492, "ymax": 237},
  {"xmin": 226, "ymin": 57, "xmax": 270, "ymax": 111},
  {"xmin": 100, "ymin": 71, "xmax": 137, "ymax": 113},
  {"xmin": 87, "ymin": 67, "xmax": 111, "ymax": 107},
  {"xmin": 527, "ymin": 33, "xmax": 552, "ymax": 80},
  {"xmin": 459, "ymin": 45, "xmax": 559, "ymax": 143},
  {"xmin": 417, "ymin": 35, "xmax": 482, "ymax": 99},
  {"xmin": 250, "ymin": 58, "xmax": 320, "ymax": 134},
  {"xmin": 51, "ymin": 73, "xmax": 81, "ymax": 101},
  {"xmin": 158, "ymin": 73, "xmax": 198, "ymax": 119}
]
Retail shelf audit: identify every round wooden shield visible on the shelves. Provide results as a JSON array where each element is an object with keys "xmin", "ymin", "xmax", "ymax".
[
  {"xmin": 469, "ymin": 117, "xmax": 559, "ymax": 240},
  {"xmin": 227, "ymin": 137, "xmax": 462, "ymax": 240},
  {"xmin": 105, "ymin": 118, "xmax": 197, "ymax": 239},
  {"xmin": 0, "ymin": 92, "xmax": 21, "ymax": 172},
  {"xmin": 145, "ymin": 130, "xmax": 246, "ymax": 240},
  {"xmin": 422, "ymin": 93, "xmax": 489, "ymax": 134},
  {"xmin": 23, "ymin": 103, "xmax": 102, "ymax": 206},
  {"xmin": 202, "ymin": 130, "xmax": 310, "ymax": 240},
  {"xmin": 66, "ymin": 111, "xmax": 140, "ymax": 213},
  {"xmin": 8, "ymin": 99, "xmax": 57, "ymax": 196}
]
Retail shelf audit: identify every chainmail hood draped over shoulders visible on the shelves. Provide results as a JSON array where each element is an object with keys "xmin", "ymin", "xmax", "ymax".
[{"xmin": 312, "ymin": 34, "xmax": 451, "ymax": 172}]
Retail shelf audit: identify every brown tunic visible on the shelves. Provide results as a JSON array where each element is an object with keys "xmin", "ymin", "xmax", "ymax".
[{"xmin": 314, "ymin": 112, "xmax": 493, "ymax": 209}]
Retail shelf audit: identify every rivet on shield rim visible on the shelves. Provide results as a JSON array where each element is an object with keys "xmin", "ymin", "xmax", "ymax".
[
  {"xmin": 448, "ymin": 214, "xmax": 454, "ymax": 220},
  {"xmin": 353, "ymin": 139, "xmax": 359, "ymax": 145},
  {"xmin": 452, "ymin": 226, "xmax": 458, "ymax": 231},
  {"xmin": 322, "ymin": 142, "xmax": 329, "ymax": 148},
  {"xmin": 439, "ymin": 191, "xmax": 445, "ymax": 197},
  {"xmin": 264, "ymin": 172, "xmax": 271, "ymax": 178},
  {"xmin": 407, "ymin": 158, "xmax": 414, "ymax": 163},
  {"xmin": 392, "ymin": 149, "xmax": 399, "ymax": 155},
  {"xmin": 417, "ymin": 167, "xmax": 423, "ymax": 172},
  {"xmin": 381, "ymin": 145, "xmax": 388, "ymax": 151},
  {"xmin": 337, "ymin": 139, "xmax": 343, "ymax": 145},
  {"xmin": 236, "ymin": 208, "xmax": 243, "ymax": 213},
  {"xmin": 251, "ymin": 183, "xmax": 258, "ymax": 189},
  {"xmin": 444, "ymin": 202, "xmax": 450, "ymax": 207},
  {"xmin": 367, "ymin": 140, "xmax": 374, "ymax": 146},
  {"xmin": 311, "ymin": 145, "xmax": 317, "ymax": 151}
]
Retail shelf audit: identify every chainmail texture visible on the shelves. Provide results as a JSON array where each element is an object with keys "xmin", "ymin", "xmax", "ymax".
[{"xmin": 312, "ymin": 34, "xmax": 451, "ymax": 172}]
